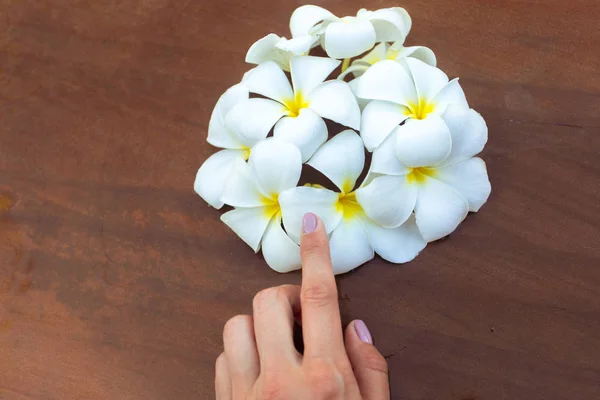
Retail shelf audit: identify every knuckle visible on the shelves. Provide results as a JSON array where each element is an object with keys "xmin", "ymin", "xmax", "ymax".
[
  {"xmin": 253, "ymin": 287, "xmax": 280, "ymax": 311},
  {"xmin": 301, "ymin": 282, "xmax": 336, "ymax": 308},
  {"xmin": 278, "ymin": 284, "xmax": 300, "ymax": 295},
  {"xmin": 306, "ymin": 362, "xmax": 343, "ymax": 398},
  {"xmin": 258, "ymin": 376, "xmax": 285, "ymax": 400},
  {"xmin": 364, "ymin": 351, "xmax": 389, "ymax": 376},
  {"xmin": 223, "ymin": 314, "xmax": 251, "ymax": 339}
]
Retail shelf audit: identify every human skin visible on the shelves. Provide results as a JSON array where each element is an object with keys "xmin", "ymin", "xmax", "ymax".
[{"xmin": 215, "ymin": 213, "xmax": 390, "ymax": 400}]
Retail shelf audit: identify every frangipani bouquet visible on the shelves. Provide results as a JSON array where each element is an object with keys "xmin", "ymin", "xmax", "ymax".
[{"xmin": 194, "ymin": 5, "xmax": 491, "ymax": 275}]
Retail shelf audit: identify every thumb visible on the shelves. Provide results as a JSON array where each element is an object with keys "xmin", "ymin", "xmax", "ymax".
[{"xmin": 345, "ymin": 320, "xmax": 390, "ymax": 400}]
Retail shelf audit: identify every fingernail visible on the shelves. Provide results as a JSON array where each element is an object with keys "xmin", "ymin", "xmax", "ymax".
[
  {"xmin": 354, "ymin": 320, "xmax": 373, "ymax": 344},
  {"xmin": 302, "ymin": 212, "xmax": 318, "ymax": 234}
]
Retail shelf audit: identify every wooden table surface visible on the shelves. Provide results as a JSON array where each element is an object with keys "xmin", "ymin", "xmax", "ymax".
[{"xmin": 1, "ymin": 1, "xmax": 599, "ymax": 399}]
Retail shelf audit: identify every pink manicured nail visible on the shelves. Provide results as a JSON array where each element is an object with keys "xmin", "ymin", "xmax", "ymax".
[
  {"xmin": 302, "ymin": 212, "xmax": 318, "ymax": 234},
  {"xmin": 354, "ymin": 320, "xmax": 373, "ymax": 344}
]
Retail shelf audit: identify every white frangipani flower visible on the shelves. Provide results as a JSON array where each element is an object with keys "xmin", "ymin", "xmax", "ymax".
[
  {"xmin": 357, "ymin": 58, "xmax": 469, "ymax": 163},
  {"xmin": 220, "ymin": 139, "xmax": 303, "ymax": 273},
  {"xmin": 290, "ymin": 5, "xmax": 412, "ymax": 59},
  {"xmin": 365, "ymin": 40, "xmax": 436, "ymax": 67},
  {"xmin": 195, "ymin": 84, "xmax": 264, "ymax": 209},
  {"xmin": 368, "ymin": 104, "xmax": 491, "ymax": 242},
  {"xmin": 279, "ymin": 130, "xmax": 427, "ymax": 274},
  {"xmin": 246, "ymin": 33, "xmax": 318, "ymax": 71},
  {"xmin": 338, "ymin": 40, "xmax": 436, "ymax": 80},
  {"xmin": 234, "ymin": 56, "xmax": 361, "ymax": 162},
  {"xmin": 195, "ymin": 5, "xmax": 493, "ymax": 274},
  {"xmin": 339, "ymin": 41, "xmax": 435, "ymax": 111}
]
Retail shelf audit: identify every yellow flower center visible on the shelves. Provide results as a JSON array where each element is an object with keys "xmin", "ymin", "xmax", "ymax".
[
  {"xmin": 405, "ymin": 98, "xmax": 435, "ymax": 120},
  {"xmin": 363, "ymin": 56, "xmax": 379, "ymax": 65},
  {"xmin": 406, "ymin": 167, "xmax": 437, "ymax": 184},
  {"xmin": 261, "ymin": 193, "xmax": 281, "ymax": 219},
  {"xmin": 242, "ymin": 147, "xmax": 251, "ymax": 161},
  {"xmin": 335, "ymin": 192, "xmax": 364, "ymax": 221},
  {"xmin": 386, "ymin": 47, "xmax": 400, "ymax": 60},
  {"xmin": 283, "ymin": 92, "xmax": 310, "ymax": 118},
  {"xmin": 304, "ymin": 183, "xmax": 326, "ymax": 189}
]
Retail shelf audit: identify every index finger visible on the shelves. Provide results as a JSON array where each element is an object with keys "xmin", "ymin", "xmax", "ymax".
[{"xmin": 299, "ymin": 212, "xmax": 345, "ymax": 359}]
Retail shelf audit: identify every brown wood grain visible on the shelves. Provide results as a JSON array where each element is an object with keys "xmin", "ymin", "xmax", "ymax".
[{"xmin": 1, "ymin": 1, "xmax": 600, "ymax": 399}]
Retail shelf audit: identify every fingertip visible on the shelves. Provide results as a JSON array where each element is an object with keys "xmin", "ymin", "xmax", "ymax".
[
  {"xmin": 302, "ymin": 212, "xmax": 319, "ymax": 235},
  {"xmin": 300, "ymin": 213, "xmax": 330, "ymax": 260},
  {"xmin": 344, "ymin": 321, "xmax": 389, "ymax": 398},
  {"xmin": 345, "ymin": 320, "xmax": 378, "ymax": 355},
  {"xmin": 353, "ymin": 319, "xmax": 373, "ymax": 344},
  {"xmin": 345, "ymin": 320, "xmax": 366, "ymax": 346},
  {"xmin": 216, "ymin": 352, "xmax": 227, "ymax": 369}
]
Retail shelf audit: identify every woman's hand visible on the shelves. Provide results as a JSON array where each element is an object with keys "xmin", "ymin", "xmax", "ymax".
[{"xmin": 215, "ymin": 213, "xmax": 390, "ymax": 399}]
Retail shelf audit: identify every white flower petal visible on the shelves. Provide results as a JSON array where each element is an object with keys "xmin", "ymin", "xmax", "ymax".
[
  {"xmin": 291, "ymin": 56, "xmax": 340, "ymax": 96},
  {"xmin": 217, "ymin": 84, "xmax": 250, "ymax": 114},
  {"xmin": 356, "ymin": 60, "xmax": 417, "ymax": 106},
  {"xmin": 395, "ymin": 116, "xmax": 452, "ymax": 167},
  {"xmin": 367, "ymin": 7, "xmax": 412, "ymax": 42},
  {"xmin": 277, "ymin": 35, "xmax": 317, "ymax": 54},
  {"xmin": 401, "ymin": 45, "xmax": 437, "ymax": 67},
  {"xmin": 246, "ymin": 35, "xmax": 316, "ymax": 72},
  {"xmin": 241, "ymin": 66, "xmax": 257, "ymax": 83},
  {"xmin": 337, "ymin": 64, "xmax": 369, "ymax": 80},
  {"xmin": 279, "ymin": 186, "xmax": 342, "ymax": 243},
  {"xmin": 220, "ymin": 158, "xmax": 264, "ymax": 208},
  {"xmin": 207, "ymin": 84, "xmax": 249, "ymax": 149},
  {"xmin": 432, "ymin": 78, "xmax": 469, "ymax": 111},
  {"xmin": 434, "ymin": 158, "xmax": 491, "ymax": 212},
  {"xmin": 242, "ymin": 61, "xmax": 293, "ymax": 102},
  {"xmin": 361, "ymin": 168, "xmax": 381, "ymax": 188},
  {"xmin": 356, "ymin": 8, "xmax": 370, "ymax": 18},
  {"xmin": 308, "ymin": 80, "xmax": 361, "ymax": 129},
  {"xmin": 290, "ymin": 5, "xmax": 336, "ymax": 38},
  {"xmin": 323, "ymin": 20, "xmax": 376, "ymax": 59},
  {"xmin": 347, "ymin": 77, "xmax": 370, "ymax": 111},
  {"xmin": 308, "ymin": 130, "xmax": 365, "ymax": 192},
  {"xmin": 414, "ymin": 177, "xmax": 469, "ymax": 242},
  {"xmin": 355, "ymin": 175, "xmax": 417, "ymax": 228},
  {"xmin": 194, "ymin": 149, "xmax": 245, "ymax": 209},
  {"xmin": 329, "ymin": 218, "xmax": 374, "ymax": 275},
  {"xmin": 225, "ymin": 99, "xmax": 286, "ymax": 148},
  {"xmin": 360, "ymin": 100, "xmax": 407, "ymax": 151},
  {"xmin": 221, "ymin": 207, "xmax": 272, "ymax": 252},
  {"xmin": 273, "ymin": 109, "xmax": 328, "ymax": 162},
  {"xmin": 262, "ymin": 216, "xmax": 302, "ymax": 273},
  {"xmin": 249, "ymin": 139, "xmax": 302, "ymax": 196},
  {"xmin": 358, "ymin": 42, "xmax": 388, "ymax": 65},
  {"xmin": 353, "ymin": 59, "xmax": 377, "ymax": 67},
  {"xmin": 442, "ymin": 106, "xmax": 488, "ymax": 165},
  {"xmin": 370, "ymin": 131, "xmax": 411, "ymax": 175},
  {"xmin": 362, "ymin": 214, "xmax": 427, "ymax": 264},
  {"xmin": 246, "ymin": 34, "xmax": 290, "ymax": 71},
  {"xmin": 405, "ymin": 58, "xmax": 449, "ymax": 102}
]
